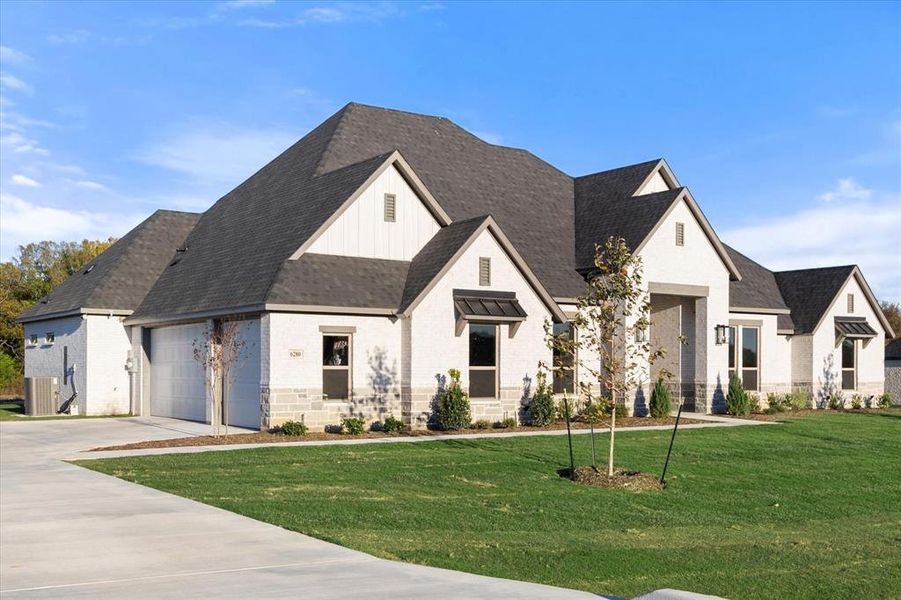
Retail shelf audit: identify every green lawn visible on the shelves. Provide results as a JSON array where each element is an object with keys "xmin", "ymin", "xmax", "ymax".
[{"xmin": 79, "ymin": 411, "xmax": 901, "ymax": 598}]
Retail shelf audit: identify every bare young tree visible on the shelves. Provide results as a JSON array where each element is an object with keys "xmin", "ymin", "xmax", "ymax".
[
  {"xmin": 546, "ymin": 236, "xmax": 662, "ymax": 477},
  {"xmin": 193, "ymin": 319, "xmax": 246, "ymax": 437}
]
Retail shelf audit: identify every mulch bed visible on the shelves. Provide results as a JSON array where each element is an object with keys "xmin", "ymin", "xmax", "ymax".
[
  {"xmin": 560, "ymin": 466, "xmax": 663, "ymax": 491},
  {"xmin": 90, "ymin": 415, "xmax": 703, "ymax": 452}
]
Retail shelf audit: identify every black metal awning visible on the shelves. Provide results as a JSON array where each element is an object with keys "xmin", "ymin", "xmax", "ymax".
[
  {"xmin": 835, "ymin": 316, "xmax": 877, "ymax": 339},
  {"xmin": 453, "ymin": 289, "xmax": 527, "ymax": 321}
]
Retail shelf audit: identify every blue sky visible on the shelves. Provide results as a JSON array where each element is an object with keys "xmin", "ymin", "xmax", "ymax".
[{"xmin": 1, "ymin": 1, "xmax": 899, "ymax": 300}]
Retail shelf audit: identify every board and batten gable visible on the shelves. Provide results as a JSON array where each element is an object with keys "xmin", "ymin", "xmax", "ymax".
[
  {"xmin": 810, "ymin": 274, "xmax": 886, "ymax": 399},
  {"xmin": 23, "ymin": 316, "xmax": 87, "ymax": 415},
  {"xmin": 639, "ymin": 197, "xmax": 731, "ymax": 409},
  {"xmin": 407, "ymin": 227, "xmax": 553, "ymax": 423},
  {"xmin": 305, "ymin": 164, "xmax": 441, "ymax": 261}
]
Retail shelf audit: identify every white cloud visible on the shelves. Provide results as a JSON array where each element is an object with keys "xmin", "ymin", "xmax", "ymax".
[
  {"xmin": 0, "ymin": 75, "xmax": 33, "ymax": 94},
  {"xmin": 134, "ymin": 127, "xmax": 297, "ymax": 186},
  {"xmin": 47, "ymin": 30, "xmax": 92, "ymax": 45},
  {"xmin": 722, "ymin": 182, "xmax": 901, "ymax": 303},
  {"xmin": 74, "ymin": 180, "xmax": 110, "ymax": 192},
  {"xmin": 239, "ymin": 3, "xmax": 398, "ymax": 27},
  {"xmin": 0, "ymin": 131, "xmax": 48, "ymax": 154},
  {"xmin": 10, "ymin": 174, "xmax": 40, "ymax": 187},
  {"xmin": 818, "ymin": 177, "xmax": 872, "ymax": 202},
  {"xmin": 0, "ymin": 193, "xmax": 144, "ymax": 259},
  {"xmin": 0, "ymin": 46, "xmax": 31, "ymax": 65},
  {"xmin": 220, "ymin": 0, "xmax": 275, "ymax": 9}
]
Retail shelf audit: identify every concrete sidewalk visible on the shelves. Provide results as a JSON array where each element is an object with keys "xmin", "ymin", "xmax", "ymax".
[
  {"xmin": 79, "ymin": 413, "xmax": 768, "ymax": 461},
  {"xmin": 1, "ymin": 416, "xmax": 597, "ymax": 599}
]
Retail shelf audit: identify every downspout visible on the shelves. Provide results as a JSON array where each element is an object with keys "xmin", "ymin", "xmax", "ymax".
[{"xmin": 126, "ymin": 351, "xmax": 137, "ymax": 416}]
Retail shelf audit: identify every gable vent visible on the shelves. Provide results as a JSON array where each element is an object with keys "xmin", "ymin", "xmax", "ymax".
[
  {"xmin": 479, "ymin": 257, "xmax": 491, "ymax": 286},
  {"xmin": 675, "ymin": 222, "xmax": 685, "ymax": 246},
  {"xmin": 384, "ymin": 193, "xmax": 396, "ymax": 222},
  {"xmin": 847, "ymin": 293, "xmax": 854, "ymax": 313}
]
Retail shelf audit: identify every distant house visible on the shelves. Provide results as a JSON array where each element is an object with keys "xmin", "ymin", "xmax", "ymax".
[
  {"xmin": 886, "ymin": 338, "xmax": 901, "ymax": 402},
  {"xmin": 17, "ymin": 103, "xmax": 895, "ymax": 429}
]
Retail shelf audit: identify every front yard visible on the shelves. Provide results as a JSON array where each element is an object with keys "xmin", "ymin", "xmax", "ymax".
[{"xmin": 79, "ymin": 411, "xmax": 901, "ymax": 598}]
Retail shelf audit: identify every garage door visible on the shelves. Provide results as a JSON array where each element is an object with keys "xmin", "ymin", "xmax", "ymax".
[
  {"xmin": 151, "ymin": 323, "xmax": 207, "ymax": 422},
  {"xmin": 223, "ymin": 319, "xmax": 261, "ymax": 429}
]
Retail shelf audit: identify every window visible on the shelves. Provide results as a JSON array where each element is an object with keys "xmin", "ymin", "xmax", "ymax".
[
  {"xmin": 322, "ymin": 335, "xmax": 350, "ymax": 400},
  {"xmin": 479, "ymin": 257, "xmax": 491, "ymax": 286},
  {"xmin": 552, "ymin": 322, "xmax": 575, "ymax": 394},
  {"xmin": 384, "ymin": 193, "xmax": 396, "ymax": 222},
  {"xmin": 841, "ymin": 338, "xmax": 856, "ymax": 390},
  {"xmin": 728, "ymin": 325, "xmax": 759, "ymax": 391},
  {"xmin": 847, "ymin": 293, "xmax": 854, "ymax": 313},
  {"xmin": 45, "ymin": 332, "xmax": 55, "ymax": 344},
  {"xmin": 675, "ymin": 222, "xmax": 685, "ymax": 246},
  {"xmin": 29, "ymin": 334, "xmax": 38, "ymax": 346},
  {"xmin": 469, "ymin": 323, "xmax": 497, "ymax": 398}
]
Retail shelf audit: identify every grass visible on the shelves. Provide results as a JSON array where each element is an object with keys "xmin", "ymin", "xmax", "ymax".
[
  {"xmin": 0, "ymin": 399, "xmax": 129, "ymax": 421},
  {"xmin": 78, "ymin": 411, "xmax": 901, "ymax": 598}
]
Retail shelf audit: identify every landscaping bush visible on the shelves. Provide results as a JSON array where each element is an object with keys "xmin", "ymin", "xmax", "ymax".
[
  {"xmin": 850, "ymin": 394, "xmax": 863, "ymax": 410},
  {"xmin": 555, "ymin": 396, "xmax": 580, "ymax": 422},
  {"xmin": 649, "ymin": 379, "xmax": 671, "ymax": 418},
  {"xmin": 787, "ymin": 389, "xmax": 812, "ymax": 411},
  {"xmin": 528, "ymin": 371, "xmax": 555, "ymax": 426},
  {"xmin": 380, "ymin": 415, "xmax": 406, "ymax": 434},
  {"xmin": 582, "ymin": 399, "xmax": 606, "ymax": 424},
  {"xmin": 436, "ymin": 368, "xmax": 471, "ymax": 431},
  {"xmin": 493, "ymin": 417, "xmax": 516, "ymax": 429},
  {"xmin": 726, "ymin": 374, "xmax": 751, "ymax": 416},
  {"xmin": 827, "ymin": 391, "xmax": 845, "ymax": 410},
  {"xmin": 325, "ymin": 423, "xmax": 344, "ymax": 433},
  {"xmin": 276, "ymin": 420, "xmax": 307, "ymax": 436},
  {"xmin": 473, "ymin": 419, "xmax": 492, "ymax": 430},
  {"xmin": 342, "ymin": 416, "xmax": 366, "ymax": 435},
  {"xmin": 612, "ymin": 403, "xmax": 627, "ymax": 419},
  {"xmin": 878, "ymin": 392, "xmax": 892, "ymax": 408},
  {"xmin": 765, "ymin": 393, "xmax": 786, "ymax": 413}
]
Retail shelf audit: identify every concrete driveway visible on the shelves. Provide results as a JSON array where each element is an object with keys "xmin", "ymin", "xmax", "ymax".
[{"xmin": 0, "ymin": 417, "xmax": 596, "ymax": 599}]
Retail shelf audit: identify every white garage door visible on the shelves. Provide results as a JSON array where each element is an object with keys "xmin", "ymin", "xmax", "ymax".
[
  {"xmin": 224, "ymin": 319, "xmax": 261, "ymax": 430},
  {"xmin": 151, "ymin": 323, "xmax": 207, "ymax": 423}
]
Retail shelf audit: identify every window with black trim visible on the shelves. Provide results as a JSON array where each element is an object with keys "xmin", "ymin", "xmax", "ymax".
[
  {"xmin": 28, "ymin": 334, "xmax": 38, "ymax": 346},
  {"xmin": 469, "ymin": 323, "xmax": 497, "ymax": 398},
  {"xmin": 45, "ymin": 332, "xmax": 55, "ymax": 344},
  {"xmin": 479, "ymin": 257, "xmax": 491, "ymax": 286},
  {"xmin": 728, "ymin": 325, "xmax": 759, "ymax": 391},
  {"xmin": 384, "ymin": 193, "xmax": 396, "ymax": 222},
  {"xmin": 841, "ymin": 338, "xmax": 856, "ymax": 390},
  {"xmin": 552, "ymin": 322, "xmax": 575, "ymax": 394},
  {"xmin": 322, "ymin": 334, "xmax": 350, "ymax": 400}
]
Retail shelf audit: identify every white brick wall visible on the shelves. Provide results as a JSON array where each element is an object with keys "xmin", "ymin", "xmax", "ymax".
[
  {"xmin": 85, "ymin": 315, "xmax": 132, "ymax": 415},
  {"xmin": 23, "ymin": 316, "xmax": 87, "ymax": 414},
  {"xmin": 306, "ymin": 164, "xmax": 441, "ymax": 261},
  {"xmin": 728, "ymin": 312, "xmax": 792, "ymax": 393}
]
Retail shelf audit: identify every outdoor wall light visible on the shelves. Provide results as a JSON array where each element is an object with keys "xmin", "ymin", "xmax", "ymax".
[
  {"xmin": 715, "ymin": 324, "xmax": 729, "ymax": 345},
  {"xmin": 635, "ymin": 328, "xmax": 648, "ymax": 343}
]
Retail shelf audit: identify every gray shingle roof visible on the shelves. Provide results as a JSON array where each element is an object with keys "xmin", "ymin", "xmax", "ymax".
[
  {"xmin": 774, "ymin": 265, "xmax": 856, "ymax": 334},
  {"xmin": 398, "ymin": 216, "xmax": 488, "ymax": 313},
  {"xmin": 268, "ymin": 253, "xmax": 409, "ymax": 309},
  {"xmin": 724, "ymin": 245, "xmax": 795, "ymax": 331},
  {"xmin": 17, "ymin": 210, "xmax": 200, "ymax": 323}
]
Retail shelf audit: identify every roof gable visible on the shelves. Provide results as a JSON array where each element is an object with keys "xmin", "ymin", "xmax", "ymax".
[{"xmin": 725, "ymin": 245, "xmax": 793, "ymax": 317}]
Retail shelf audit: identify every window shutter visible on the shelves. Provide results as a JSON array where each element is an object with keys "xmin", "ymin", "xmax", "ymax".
[
  {"xmin": 479, "ymin": 257, "xmax": 491, "ymax": 286},
  {"xmin": 675, "ymin": 222, "xmax": 685, "ymax": 246},
  {"xmin": 384, "ymin": 193, "xmax": 396, "ymax": 222}
]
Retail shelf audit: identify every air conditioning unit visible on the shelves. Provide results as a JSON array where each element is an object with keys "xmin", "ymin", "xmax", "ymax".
[{"xmin": 24, "ymin": 377, "xmax": 60, "ymax": 416}]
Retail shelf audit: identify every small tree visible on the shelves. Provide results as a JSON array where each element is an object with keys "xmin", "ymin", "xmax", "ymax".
[
  {"xmin": 649, "ymin": 378, "xmax": 672, "ymax": 418},
  {"xmin": 528, "ymin": 370, "xmax": 556, "ymax": 426},
  {"xmin": 436, "ymin": 368, "xmax": 471, "ymax": 430},
  {"xmin": 546, "ymin": 236, "xmax": 662, "ymax": 477},
  {"xmin": 193, "ymin": 319, "xmax": 246, "ymax": 437},
  {"xmin": 726, "ymin": 373, "xmax": 750, "ymax": 416}
]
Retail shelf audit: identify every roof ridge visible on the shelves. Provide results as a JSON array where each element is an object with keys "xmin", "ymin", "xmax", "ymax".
[
  {"xmin": 312, "ymin": 102, "xmax": 356, "ymax": 177},
  {"xmin": 575, "ymin": 158, "xmax": 662, "ymax": 181}
]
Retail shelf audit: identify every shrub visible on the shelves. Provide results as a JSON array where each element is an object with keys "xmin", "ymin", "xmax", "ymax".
[
  {"xmin": 342, "ymin": 416, "xmax": 366, "ymax": 435},
  {"xmin": 436, "ymin": 368, "xmax": 471, "ymax": 430},
  {"xmin": 555, "ymin": 396, "xmax": 580, "ymax": 422},
  {"xmin": 726, "ymin": 374, "xmax": 750, "ymax": 416},
  {"xmin": 581, "ymin": 399, "xmax": 607, "ymax": 424},
  {"xmin": 649, "ymin": 379, "xmax": 671, "ymax": 418},
  {"xmin": 325, "ymin": 423, "xmax": 344, "ymax": 434},
  {"xmin": 787, "ymin": 389, "xmax": 812, "ymax": 411},
  {"xmin": 766, "ymin": 393, "xmax": 786, "ymax": 413},
  {"xmin": 878, "ymin": 392, "xmax": 892, "ymax": 408},
  {"xmin": 612, "ymin": 403, "xmax": 627, "ymax": 419},
  {"xmin": 380, "ymin": 415, "xmax": 406, "ymax": 434},
  {"xmin": 473, "ymin": 419, "xmax": 492, "ymax": 430},
  {"xmin": 827, "ymin": 391, "xmax": 845, "ymax": 410},
  {"xmin": 0, "ymin": 351, "xmax": 19, "ymax": 392},
  {"xmin": 850, "ymin": 394, "xmax": 863, "ymax": 410},
  {"xmin": 493, "ymin": 417, "xmax": 516, "ymax": 429},
  {"xmin": 276, "ymin": 420, "xmax": 307, "ymax": 436},
  {"xmin": 528, "ymin": 371, "xmax": 556, "ymax": 426}
]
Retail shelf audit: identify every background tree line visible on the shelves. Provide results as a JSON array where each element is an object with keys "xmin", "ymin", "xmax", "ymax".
[{"xmin": 0, "ymin": 239, "xmax": 114, "ymax": 394}]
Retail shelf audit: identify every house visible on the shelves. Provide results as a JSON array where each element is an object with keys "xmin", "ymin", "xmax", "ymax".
[
  {"xmin": 885, "ymin": 338, "xmax": 901, "ymax": 402},
  {"xmin": 17, "ymin": 103, "xmax": 894, "ymax": 429}
]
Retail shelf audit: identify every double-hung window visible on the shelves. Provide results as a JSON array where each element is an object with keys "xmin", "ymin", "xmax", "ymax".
[
  {"xmin": 728, "ymin": 325, "xmax": 759, "ymax": 391},
  {"xmin": 841, "ymin": 338, "xmax": 856, "ymax": 390},
  {"xmin": 322, "ymin": 334, "xmax": 351, "ymax": 400},
  {"xmin": 469, "ymin": 323, "xmax": 497, "ymax": 398},
  {"xmin": 552, "ymin": 322, "xmax": 575, "ymax": 394}
]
